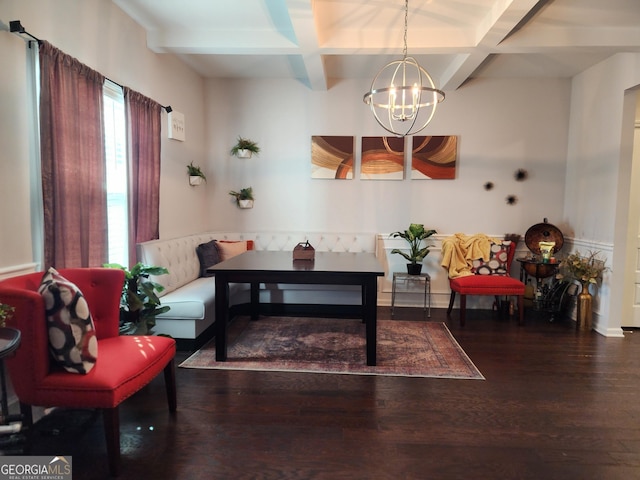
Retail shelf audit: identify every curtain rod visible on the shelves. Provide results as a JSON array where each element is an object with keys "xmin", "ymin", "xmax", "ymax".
[{"xmin": 9, "ymin": 20, "xmax": 172, "ymax": 113}]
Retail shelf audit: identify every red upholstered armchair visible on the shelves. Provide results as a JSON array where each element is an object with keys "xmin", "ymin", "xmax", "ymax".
[
  {"xmin": 0, "ymin": 268, "xmax": 177, "ymax": 476},
  {"xmin": 442, "ymin": 234, "xmax": 525, "ymax": 326}
]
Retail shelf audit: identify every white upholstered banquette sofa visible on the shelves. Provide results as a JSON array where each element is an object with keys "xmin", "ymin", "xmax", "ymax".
[{"xmin": 136, "ymin": 232, "xmax": 378, "ymax": 348}]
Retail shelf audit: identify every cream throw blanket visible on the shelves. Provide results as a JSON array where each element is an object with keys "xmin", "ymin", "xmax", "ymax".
[{"xmin": 441, "ymin": 233, "xmax": 503, "ymax": 279}]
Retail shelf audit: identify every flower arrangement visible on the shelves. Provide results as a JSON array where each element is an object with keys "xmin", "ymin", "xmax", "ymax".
[
  {"xmin": 0, "ymin": 303, "xmax": 15, "ymax": 328},
  {"xmin": 558, "ymin": 251, "xmax": 608, "ymax": 284}
]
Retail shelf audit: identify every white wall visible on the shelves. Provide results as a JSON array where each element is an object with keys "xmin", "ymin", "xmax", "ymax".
[
  {"xmin": 202, "ymin": 76, "xmax": 570, "ymax": 236},
  {"xmin": 0, "ymin": 11, "xmax": 33, "ymax": 274},
  {"xmin": 565, "ymin": 53, "xmax": 640, "ymax": 336},
  {"xmin": 199, "ymin": 76, "xmax": 572, "ymax": 313}
]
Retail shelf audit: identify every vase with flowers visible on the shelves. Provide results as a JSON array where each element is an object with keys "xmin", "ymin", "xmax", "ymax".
[{"xmin": 558, "ymin": 251, "xmax": 608, "ymax": 331}]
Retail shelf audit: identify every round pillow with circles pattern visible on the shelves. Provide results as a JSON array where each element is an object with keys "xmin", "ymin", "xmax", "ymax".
[{"xmin": 471, "ymin": 241, "xmax": 511, "ymax": 276}]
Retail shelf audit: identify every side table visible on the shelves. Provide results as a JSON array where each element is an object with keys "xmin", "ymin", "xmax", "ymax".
[
  {"xmin": 0, "ymin": 328, "xmax": 20, "ymax": 420},
  {"xmin": 0, "ymin": 327, "xmax": 24, "ymax": 455},
  {"xmin": 391, "ymin": 272, "xmax": 431, "ymax": 318}
]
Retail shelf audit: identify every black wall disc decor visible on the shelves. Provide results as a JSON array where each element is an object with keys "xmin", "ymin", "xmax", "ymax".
[
  {"xmin": 483, "ymin": 168, "xmax": 528, "ymax": 205},
  {"xmin": 514, "ymin": 168, "xmax": 528, "ymax": 181}
]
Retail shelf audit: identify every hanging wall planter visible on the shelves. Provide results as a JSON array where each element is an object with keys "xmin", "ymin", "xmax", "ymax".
[
  {"xmin": 230, "ymin": 137, "xmax": 260, "ymax": 158},
  {"xmin": 229, "ymin": 187, "xmax": 254, "ymax": 209},
  {"xmin": 236, "ymin": 149, "xmax": 253, "ymax": 159},
  {"xmin": 186, "ymin": 162, "xmax": 206, "ymax": 186}
]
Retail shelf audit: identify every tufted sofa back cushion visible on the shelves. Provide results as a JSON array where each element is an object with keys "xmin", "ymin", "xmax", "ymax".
[
  {"xmin": 137, "ymin": 233, "xmax": 217, "ymax": 296},
  {"xmin": 214, "ymin": 232, "xmax": 376, "ymax": 254},
  {"xmin": 137, "ymin": 232, "xmax": 377, "ymax": 296}
]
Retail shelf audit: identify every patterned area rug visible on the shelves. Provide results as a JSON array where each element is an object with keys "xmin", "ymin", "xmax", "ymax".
[{"xmin": 179, "ymin": 316, "xmax": 484, "ymax": 379}]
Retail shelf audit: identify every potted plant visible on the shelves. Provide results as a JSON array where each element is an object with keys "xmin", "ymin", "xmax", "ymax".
[
  {"xmin": 390, "ymin": 223, "xmax": 437, "ymax": 275},
  {"xmin": 229, "ymin": 186, "xmax": 254, "ymax": 208},
  {"xmin": 0, "ymin": 303, "xmax": 15, "ymax": 328},
  {"xmin": 103, "ymin": 262, "xmax": 171, "ymax": 335},
  {"xmin": 230, "ymin": 136, "xmax": 260, "ymax": 158},
  {"xmin": 187, "ymin": 162, "xmax": 206, "ymax": 186}
]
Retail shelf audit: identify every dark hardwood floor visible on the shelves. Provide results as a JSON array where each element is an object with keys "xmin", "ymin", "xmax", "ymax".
[{"xmin": 23, "ymin": 307, "xmax": 640, "ymax": 479}]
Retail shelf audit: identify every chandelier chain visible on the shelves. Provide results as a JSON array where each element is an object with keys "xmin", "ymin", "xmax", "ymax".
[{"xmin": 403, "ymin": 0, "xmax": 408, "ymax": 59}]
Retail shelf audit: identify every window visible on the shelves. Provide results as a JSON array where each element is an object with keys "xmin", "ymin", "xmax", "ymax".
[{"xmin": 103, "ymin": 81, "xmax": 128, "ymax": 266}]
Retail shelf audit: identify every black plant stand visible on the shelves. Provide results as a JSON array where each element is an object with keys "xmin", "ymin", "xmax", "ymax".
[{"xmin": 0, "ymin": 327, "xmax": 25, "ymax": 454}]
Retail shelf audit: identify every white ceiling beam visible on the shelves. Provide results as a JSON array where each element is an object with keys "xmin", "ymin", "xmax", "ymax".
[
  {"xmin": 285, "ymin": 0, "xmax": 328, "ymax": 90},
  {"xmin": 112, "ymin": 0, "xmax": 640, "ymax": 89},
  {"xmin": 441, "ymin": 0, "xmax": 542, "ymax": 90},
  {"xmin": 501, "ymin": 26, "xmax": 640, "ymax": 49},
  {"xmin": 146, "ymin": 29, "xmax": 299, "ymax": 54}
]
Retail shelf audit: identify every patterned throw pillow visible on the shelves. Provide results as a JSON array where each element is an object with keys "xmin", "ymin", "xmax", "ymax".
[
  {"xmin": 196, "ymin": 239, "xmax": 219, "ymax": 277},
  {"xmin": 38, "ymin": 268, "xmax": 98, "ymax": 374},
  {"xmin": 471, "ymin": 241, "xmax": 511, "ymax": 276}
]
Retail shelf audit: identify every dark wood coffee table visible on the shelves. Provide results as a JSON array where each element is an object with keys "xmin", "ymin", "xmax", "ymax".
[{"xmin": 209, "ymin": 251, "xmax": 384, "ymax": 366}]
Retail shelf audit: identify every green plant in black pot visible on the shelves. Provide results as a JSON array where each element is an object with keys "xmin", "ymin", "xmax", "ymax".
[
  {"xmin": 104, "ymin": 262, "xmax": 170, "ymax": 335},
  {"xmin": 390, "ymin": 223, "xmax": 437, "ymax": 275}
]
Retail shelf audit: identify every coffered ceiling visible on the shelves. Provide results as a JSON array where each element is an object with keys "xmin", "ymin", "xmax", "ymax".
[{"xmin": 112, "ymin": 0, "xmax": 640, "ymax": 91}]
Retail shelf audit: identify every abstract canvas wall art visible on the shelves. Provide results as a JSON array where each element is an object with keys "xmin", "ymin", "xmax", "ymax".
[
  {"xmin": 360, "ymin": 136, "xmax": 405, "ymax": 180},
  {"xmin": 411, "ymin": 136, "xmax": 457, "ymax": 179},
  {"xmin": 311, "ymin": 136, "xmax": 354, "ymax": 179}
]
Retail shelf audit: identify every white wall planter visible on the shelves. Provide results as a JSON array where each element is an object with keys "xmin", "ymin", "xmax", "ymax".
[
  {"xmin": 236, "ymin": 149, "xmax": 252, "ymax": 159},
  {"xmin": 238, "ymin": 199, "xmax": 254, "ymax": 209},
  {"xmin": 189, "ymin": 176, "xmax": 204, "ymax": 186}
]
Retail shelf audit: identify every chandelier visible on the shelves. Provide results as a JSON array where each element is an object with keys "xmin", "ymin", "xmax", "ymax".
[{"xmin": 363, "ymin": 0, "xmax": 445, "ymax": 137}]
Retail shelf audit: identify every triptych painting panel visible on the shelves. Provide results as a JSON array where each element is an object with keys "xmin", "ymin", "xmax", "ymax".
[{"xmin": 311, "ymin": 135, "xmax": 456, "ymax": 180}]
